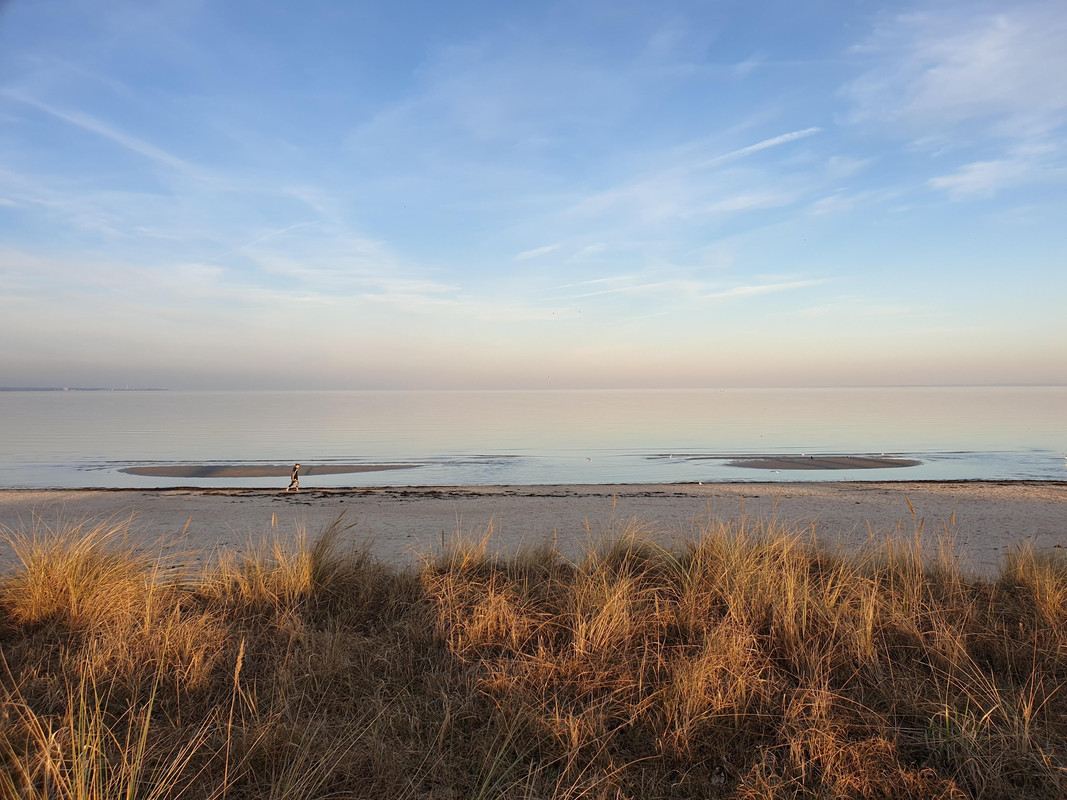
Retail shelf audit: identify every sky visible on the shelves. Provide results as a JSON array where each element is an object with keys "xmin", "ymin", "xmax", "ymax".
[{"xmin": 1, "ymin": 0, "xmax": 1065, "ymax": 390}]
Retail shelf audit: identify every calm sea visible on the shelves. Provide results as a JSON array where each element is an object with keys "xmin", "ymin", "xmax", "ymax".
[{"xmin": 0, "ymin": 387, "xmax": 1063, "ymax": 488}]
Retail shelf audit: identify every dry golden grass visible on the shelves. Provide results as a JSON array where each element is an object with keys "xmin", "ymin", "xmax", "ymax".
[{"xmin": 2, "ymin": 512, "xmax": 1066, "ymax": 798}]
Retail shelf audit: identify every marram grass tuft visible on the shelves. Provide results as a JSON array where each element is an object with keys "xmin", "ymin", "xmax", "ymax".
[{"xmin": 2, "ymin": 513, "xmax": 1067, "ymax": 798}]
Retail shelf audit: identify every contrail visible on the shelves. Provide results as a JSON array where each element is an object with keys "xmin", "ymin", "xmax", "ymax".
[
  {"xmin": 1, "ymin": 87, "xmax": 192, "ymax": 173},
  {"xmin": 235, "ymin": 222, "xmax": 314, "ymax": 252},
  {"xmin": 696, "ymin": 127, "xmax": 822, "ymax": 170}
]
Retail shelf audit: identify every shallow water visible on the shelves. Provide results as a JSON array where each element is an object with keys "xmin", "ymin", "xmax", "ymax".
[{"xmin": 0, "ymin": 387, "xmax": 1063, "ymax": 488}]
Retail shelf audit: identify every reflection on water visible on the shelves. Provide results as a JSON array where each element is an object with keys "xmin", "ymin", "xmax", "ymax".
[{"xmin": 0, "ymin": 387, "xmax": 1064, "ymax": 487}]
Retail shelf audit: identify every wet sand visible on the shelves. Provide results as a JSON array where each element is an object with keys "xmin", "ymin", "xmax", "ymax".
[
  {"xmin": 121, "ymin": 464, "xmax": 419, "ymax": 479},
  {"xmin": 1, "ymin": 482, "xmax": 1064, "ymax": 575}
]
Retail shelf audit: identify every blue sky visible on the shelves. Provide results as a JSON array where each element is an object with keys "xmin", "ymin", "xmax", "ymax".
[{"xmin": 1, "ymin": 0, "xmax": 1064, "ymax": 389}]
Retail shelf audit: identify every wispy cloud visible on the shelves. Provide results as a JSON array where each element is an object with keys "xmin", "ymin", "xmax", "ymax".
[
  {"xmin": 806, "ymin": 186, "xmax": 902, "ymax": 216},
  {"xmin": 702, "ymin": 190, "xmax": 798, "ymax": 215},
  {"xmin": 560, "ymin": 273, "xmax": 823, "ymax": 304},
  {"xmin": 824, "ymin": 156, "xmax": 871, "ymax": 180},
  {"xmin": 837, "ymin": 4, "xmax": 1067, "ymax": 204},
  {"xmin": 555, "ymin": 275, "xmax": 627, "ymax": 291},
  {"xmin": 0, "ymin": 241, "xmax": 466, "ymax": 324},
  {"xmin": 561, "ymin": 127, "xmax": 819, "ymax": 230},
  {"xmin": 233, "ymin": 222, "xmax": 316, "ymax": 253},
  {"xmin": 927, "ymin": 145, "xmax": 1064, "ymax": 198},
  {"xmin": 514, "ymin": 243, "xmax": 561, "ymax": 261},
  {"xmin": 702, "ymin": 279, "xmax": 823, "ymax": 301},
  {"xmin": 843, "ymin": 6, "xmax": 1067, "ymax": 142},
  {"xmin": 567, "ymin": 278, "xmax": 703, "ymax": 300},
  {"xmin": 235, "ymin": 239, "xmax": 460, "ymax": 304},
  {"xmin": 928, "ymin": 159, "xmax": 1027, "ymax": 199},
  {"xmin": 732, "ymin": 53, "xmax": 766, "ymax": 78},
  {"xmin": 573, "ymin": 242, "xmax": 607, "ymax": 259}
]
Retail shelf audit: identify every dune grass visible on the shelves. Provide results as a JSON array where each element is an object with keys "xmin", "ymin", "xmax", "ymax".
[{"xmin": 2, "ymin": 513, "xmax": 1066, "ymax": 798}]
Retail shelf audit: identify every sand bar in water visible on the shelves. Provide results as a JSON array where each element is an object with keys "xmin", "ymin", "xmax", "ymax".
[{"xmin": 727, "ymin": 455, "xmax": 921, "ymax": 470}]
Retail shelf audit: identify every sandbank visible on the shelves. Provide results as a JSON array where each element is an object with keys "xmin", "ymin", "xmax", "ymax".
[
  {"xmin": 1, "ymin": 481, "xmax": 1064, "ymax": 575},
  {"xmin": 726, "ymin": 455, "xmax": 921, "ymax": 470}
]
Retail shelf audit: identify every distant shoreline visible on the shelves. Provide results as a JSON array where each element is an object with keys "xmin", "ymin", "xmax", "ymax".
[{"xmin": 0, "ymin": 387, "xmax": 166, "ymax": 392}]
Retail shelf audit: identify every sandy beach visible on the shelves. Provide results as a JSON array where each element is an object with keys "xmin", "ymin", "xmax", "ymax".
[{"xmin": 2, "ymin": 481, "xmax": 1064, "ymax": 574}]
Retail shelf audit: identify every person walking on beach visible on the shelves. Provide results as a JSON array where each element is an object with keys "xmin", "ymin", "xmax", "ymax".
[{"xmin": 286, "ymin": 463, "xmax": 300, "ymax": 492}]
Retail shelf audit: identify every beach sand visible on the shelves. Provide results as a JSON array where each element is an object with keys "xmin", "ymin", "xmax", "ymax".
[{"xmin": 2, "ymin": 481, "xmax": 1064, "ymax": 574}]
